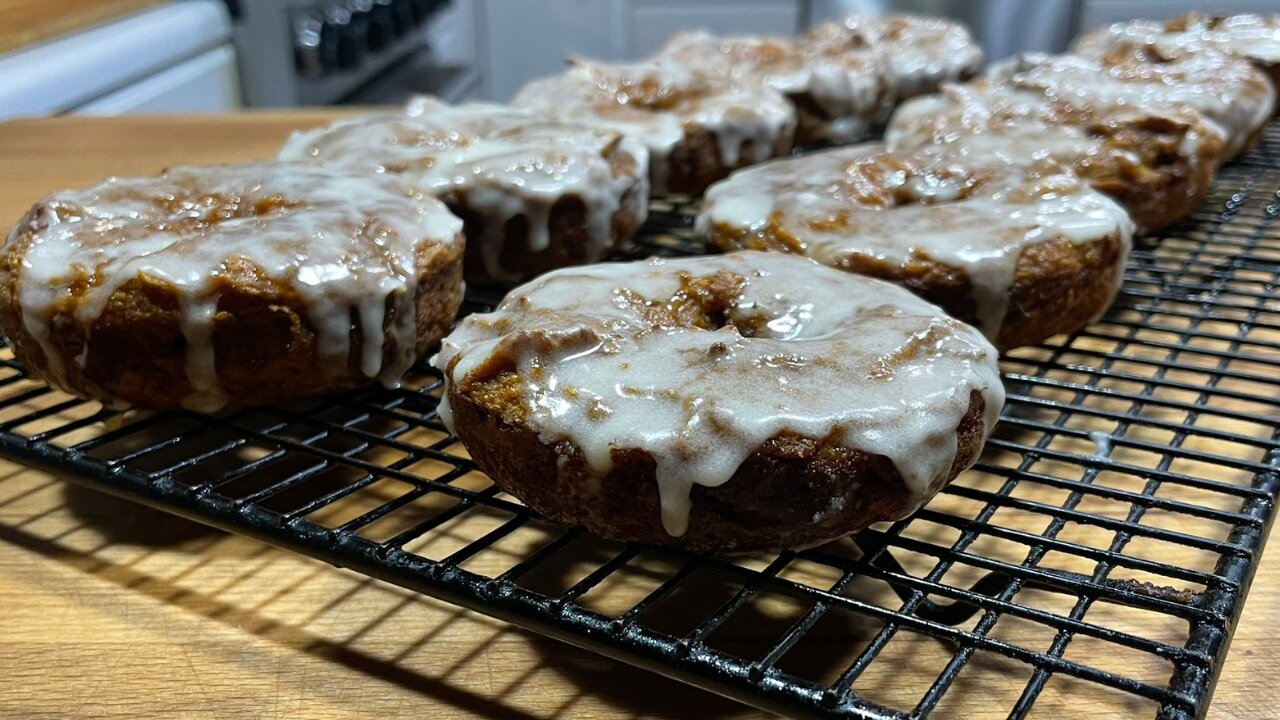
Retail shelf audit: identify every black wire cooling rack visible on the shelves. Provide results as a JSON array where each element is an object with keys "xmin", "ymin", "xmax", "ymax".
[{"xmin": 0, "ymin": 125, "xmax": 1278, "ymax": 719}]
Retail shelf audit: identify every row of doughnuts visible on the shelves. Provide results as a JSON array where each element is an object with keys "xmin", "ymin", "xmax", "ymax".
[
  {"xmin": 0, "ymin": 12, "xmax": 981, "ymax": 416},
  {"xmin": 515, "ymin": 15, "xmax": 983, "ymax": 194},
  {"xmin": 434, "ymin": 12, "xmax": 1280, "ymax": 549},
  {"xmin": 701, "ymin": 12, "xmax": 1277, "ymax": 350}
]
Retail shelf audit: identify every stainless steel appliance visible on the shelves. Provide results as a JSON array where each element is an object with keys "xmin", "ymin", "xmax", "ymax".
[{"xmin": 225, "ymin": 0, "xmax": 477, "ymax": 106}]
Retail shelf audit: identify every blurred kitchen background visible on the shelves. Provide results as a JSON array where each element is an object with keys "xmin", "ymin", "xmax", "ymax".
[{"xmin": 2, "ymin": 0, "xmax": 1278, "ymax": 120}]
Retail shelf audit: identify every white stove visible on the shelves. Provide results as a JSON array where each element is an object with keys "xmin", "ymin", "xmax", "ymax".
[{"xmin": 0, "ymin": 1, "xmax": 240, "ymax": 119}]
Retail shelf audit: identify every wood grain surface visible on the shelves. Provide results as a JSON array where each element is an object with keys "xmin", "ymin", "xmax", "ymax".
[
  {"xmin": 0, "ymin": 0, "xmax": 163, "ymax": 55},
  {"xmin": 0, "ymin": 113, "xmax": 1275, "ymax": 720}
]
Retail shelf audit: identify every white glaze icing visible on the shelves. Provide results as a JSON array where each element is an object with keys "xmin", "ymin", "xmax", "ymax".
[
  {"xmin": 658, "ymin": 29, "xmax": 893, "ymax": 143},
  {"xmin": 1075, "ymin": 13, "xmax": 1280, "ymax": 66},
  {"xmin": 511, "ymin": 58, "xmax": 796, "ymax": 195},
  {"xmin": 803, "ymin": 14, "xmax": 984, "ymax": 104},
  {"xmin": 985, "ymin": 50, "xmax": 1275, "ymax": 158},
  {"xmin": 696, "ymin": 144, "xmax": 1134, "ymax": 340},
  {"xmin": 279, "ymin": 97, "xmax": 649, "ymax": 284},
  {"xmin": 432, "ymin": 251, "xmax": 1004, "ymax": 537},
  {"xmin": 7, "ymin": 163, "xmax": 461, "ymax": 412}
]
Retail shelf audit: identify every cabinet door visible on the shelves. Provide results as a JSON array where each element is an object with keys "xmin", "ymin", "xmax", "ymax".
[{"xmin": 630, "ymin": 0, "xmax": 803, "ymax": 56}]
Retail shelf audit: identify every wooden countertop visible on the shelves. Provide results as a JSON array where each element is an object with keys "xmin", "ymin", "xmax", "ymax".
[
  {"xmin": 0, "ymin": 0, "xmax": 164, "ymax": 56},
  {"xmin": 0, "ymin": 113, "xmax": 1275, "ymax": 719}
]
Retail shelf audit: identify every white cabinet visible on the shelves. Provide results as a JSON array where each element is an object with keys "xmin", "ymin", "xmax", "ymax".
[
  {"xmin": 477, "ymin": 0, "xmax": 804, "ymax": 101},
  {"xmin": 630, "ymin": 0, "xmax": 803, "ymax": 57}
]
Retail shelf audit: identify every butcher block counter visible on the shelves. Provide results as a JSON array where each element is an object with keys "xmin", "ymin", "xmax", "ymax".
[
  {"xmin": 0, "ymin": 113, "xmax": 1275, "ymax": 719},
  {"xmin": 0, "ymin": 0, "xmax": 163, "ymax": 55}
]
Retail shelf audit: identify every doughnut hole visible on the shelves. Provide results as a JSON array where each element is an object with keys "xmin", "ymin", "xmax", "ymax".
[{"xmin": 458, "ymin": 268, "xmax": 754, "ymax": 420}]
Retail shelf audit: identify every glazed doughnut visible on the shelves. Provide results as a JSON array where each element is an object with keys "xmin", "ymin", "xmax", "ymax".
[
  {"xmin": 886, "ymin": 81, "xmax": 1225, "ymax": 231},
  {"xmin": 432, "ymin": 252, "xmax": 1004, "ymax": 551},
  {"xmin": 279, "ymin": 97, "xmax": 649, "ymax": 285},
  {"xmin": 1074, "ymin": 13, "xmax": 1280, "ymax": 97},
  {"xmin": 986, "ymin": 50, "xmax": 1275, "ymax": 159},
  {"xmin": 0, "ymin": 164, "xmax": 464, "ymax": 412},
  {"xmin": 802, "ymin": 14, "xmax": 984, "ymax": 105},
  {"xmin": 657, "ymin": 29, "xmax": 894, "ymax": 144},
  {"xmin": 512, "ymin": 57, "xmax": 796, "ymax": 196},
  {"xmin": 699, "ymin": 145, "xmax": 1134, "ymax": 350}
]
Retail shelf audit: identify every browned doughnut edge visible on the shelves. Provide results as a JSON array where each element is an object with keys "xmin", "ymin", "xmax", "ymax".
[
  {"xmin": 664, "ymin": 128, "xmax": 795, "ymax": 196},
  {"xmin": 0, "ymin": 222, "xmax": 465, "ymax": 410},
  {"xmin": 709, "ymin": 226, "xmax": 1126, "ymax": 351},
  {"xmin": 1080, "ymin": 113, "xmax": 1223, "ymax": 231},
  {"xmin": 448, "ymin": 140, "xmax": 649, "ymax": 286},
  {"xmin": 450, "ymin": 377, "xmax": 987, "ymax": 552},
  {"xmin": 449, "ymin": 189, "xmax": 645, "ymax": 287}
]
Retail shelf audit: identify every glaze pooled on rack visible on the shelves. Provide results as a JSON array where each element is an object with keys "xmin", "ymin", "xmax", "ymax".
[
  {"xmin": 0, "ymin": 163, "xmax": 464, "ymax": 412},
  {"xmin": 698, "ymin": 144, "xmax": 1134, "ymax": 349},
  {"xmin": 279, "ymin": 97, "xmax": 649, "ymax": 285},
  {"xmin": 512, "ymin": 57, "xmax": 796, "ymax": 195},
  {"xmin": 433, "ymin": 251, "xmax": 1003, "ymax": 548}
]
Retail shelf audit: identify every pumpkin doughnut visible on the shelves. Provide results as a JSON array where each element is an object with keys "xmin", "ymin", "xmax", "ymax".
[
  {"xmin": 512, "ymin": 57, "xmax": 796, "ymax": 196},
  {"xmin": 657, "ymin": 29, "xmax": 895, "ymax": 145},
  {"xmin": 279, "ymin": 97, "xmax": 649, "ymax": 285},
  {"xmin": 802, "ymin": 14, "xmax": 985, "ymax": 103},
  {"xmin": 0, "ymin": 164, "xmax": 464, "ymax": 412},
  {"xmin": 1074, "ymin": 12, "xmax": 1280, "ymax": 102},
  {"xmin": 699, "ymin": 145, "xmax": 1134, "ymax": 350},
  {"xmin": 986, "ymin": 49, "xmax": 1275, "ymax": 159},
  {"xmin": 886, "ymin": 81, "xmax": 1225, "ymax": 231},
  {"xmin": 432, "ymin": 251, "xmax": 1004, "ymax": 551}
]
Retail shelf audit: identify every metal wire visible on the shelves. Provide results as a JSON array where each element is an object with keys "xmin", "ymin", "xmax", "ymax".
[{"xmin": 0, "ymin": 123, "xmax": 1277, "ymax": 719}]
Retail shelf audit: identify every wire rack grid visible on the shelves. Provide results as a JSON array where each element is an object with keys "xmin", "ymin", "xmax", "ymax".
[{"xmin": 0, "ymin": 124, "xmax": 1277, "ymax": 719}]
